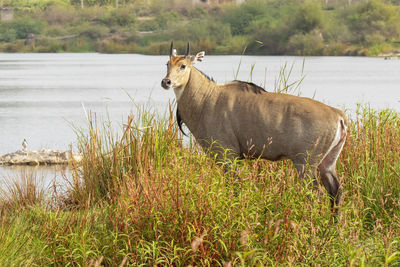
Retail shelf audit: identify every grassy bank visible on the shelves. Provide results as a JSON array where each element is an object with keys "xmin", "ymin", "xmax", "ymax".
[
  {"xmin": 1, "ymin": 0, "xmax": 400, "ymax": 56},
  {"xmin": 0, "ymin": 100, "xmax": 399, "ymax": 265}
]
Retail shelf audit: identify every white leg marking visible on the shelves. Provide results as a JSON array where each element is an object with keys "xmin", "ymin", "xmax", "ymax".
[
  {"xmin": 320, "ymin": 119, "xmax": 342, "ymax": 166},
  {"xmin": 320, "ymin": 118, "xmax": 347, "ymax": 171}
]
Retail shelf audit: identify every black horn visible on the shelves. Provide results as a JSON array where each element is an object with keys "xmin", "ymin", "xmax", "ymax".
[
  {"xmin": 169, "ymin": 41, "xmax": 174, "ymax": 58},
  {"xmin": 185, "ymin": 42, "xmax": 190, "ymax": 57}
]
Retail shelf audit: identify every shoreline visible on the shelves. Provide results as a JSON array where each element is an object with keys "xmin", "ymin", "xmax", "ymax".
[{"xmin": 0, "ymin": 149, "xmax": 81, "ymax": 166}]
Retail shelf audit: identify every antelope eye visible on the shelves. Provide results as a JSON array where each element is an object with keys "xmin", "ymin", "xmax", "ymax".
[{"xmin": 180, "ymin": 64, "xmax": 186, "ymax": 70}]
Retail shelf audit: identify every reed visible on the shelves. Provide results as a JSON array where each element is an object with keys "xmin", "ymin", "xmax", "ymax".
[
  {"xmin": 0, "ymin": 98, "xmax": 399, "ymax": 265},
  {"xmin": 0, "ymin": 170, "xmax": 46, "ymax": 212}
]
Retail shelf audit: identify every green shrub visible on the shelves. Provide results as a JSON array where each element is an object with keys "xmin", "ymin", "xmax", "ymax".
[
  {"xmin": 137, "ymin": 32, "xmax": 171, "ymax": 47},
  {"xmin": 171, "ymin": 19, "xmax": 231, "ymax": 45},
  {"xmin": 34, "ymin": 37, "xmax": 64, "ymax": 52},
  {"xmin": 0, "ymin": 28, "xmax": 17, "ymax": 42},
  {"xmin": 96, "ymin": 39, "xmax": 138, "ymax": 53},
  {"xmin": 344, "ymin": 0, "xmax": 400, "ymax": 43},
  {"xmin": 42, "ymin": 5, "xmax": 78, "ymax": 25},
  {"xmin": 368, "ymin": 42, "xmax": 394, "ymax": 56},
  {"xmin": 221, "ymin": 0, "xmax": 269, "ymax": 35},
  {"xmin": 140, "ymin": 40, "xmax": 177, "ymax": 55},
  {"xmin": 77, "ymin": 23, "xmax": 110, "ymax": 40},
  {"xmin": 187, "ymin": 5, "xmax": 208, "ymax": 19},
  {"xmin": 0, "ymin": 17, "xmax": 44, "ymax": 40},
  {"xmin": 289, "ymin": 0, "xmax": 325, "ymax": 34},
  {"xmin": 138, "ymin": 19, "xmax": 159, "ymax": 32},
  {"xmin": 44, "ymin": 26, "xmax": 69, "ymax": 37},
  {"xmin": 156, "ymin": 11, "xmax": 180, "ymax": 30},
  {"xmin": 2, "ymin": 0, "xmax": 70, "ymax": 9},
  {"xmin": 216, "ymin": 35, "xmax": 249, "ymax": 54},
  {"xmin": 323, "ymin": 42, "xmax": 348, "ymax": 56},
  {"xmin": 138, "ymin": 11, "xmax": 179, "ymax": 32},
  {"xmin": 99, "ymin": 8, "xmax": 136, "ymax": 27},
  {"xmin": 287, "ymin": 29, "xmax": 325, "ymax": 55}
]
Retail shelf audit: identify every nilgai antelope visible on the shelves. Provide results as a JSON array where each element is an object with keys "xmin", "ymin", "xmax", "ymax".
[{"xmin": 161, "ymin": 42, "xmax": 347, "ymax": 211}]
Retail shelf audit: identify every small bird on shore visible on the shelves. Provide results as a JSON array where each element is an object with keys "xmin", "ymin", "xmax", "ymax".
[{"xmin": 22, "ymin": 139, "xmax": 28, "ymax": 151}]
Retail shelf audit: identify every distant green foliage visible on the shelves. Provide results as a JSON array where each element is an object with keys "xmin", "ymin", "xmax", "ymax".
[
  {"xmin": 2, "ymin": 0, "xmax": 70, "ymax": 9},
  {"xmin": 290, "ymin": 0, "xmax": 324, "ymax": 34},
  {"xmin": 156, "ymin": 11, "xmax": 180, "ymax": 30},
  {"xmin": 221, "ymin": 1, "xmax": 269, "ymax": 35},
  {"xmin": 1, "ymin": 0, "xmax": 400, "ymax": 55},
  {"xmin": 172, "ymin": 19, "xmax": 230, "ymax": 43},
  {"xmin": 77, "ymin": 23, "xmax": 110, "ymax": 39},
  {"xmin": 138, "ymin": 11, "xmax": 180, "ymax": 31},
  {"xmin": 345, "ymin": 0, "xmax": 400, "ymax": 44},
  {"xmin": 70, "ymin": 0, "xmax": 112, "ymax": 6},
  {"xmin": 287, "ymin": 30, "xmax": 325, "ymax": 55},
  {"xmin": 0, "ymin": 18, "xmax": 44, "ymax": 42},
  {"xmin": 98, "ymin": 9, "xmax": 136, "ymax": 27}
]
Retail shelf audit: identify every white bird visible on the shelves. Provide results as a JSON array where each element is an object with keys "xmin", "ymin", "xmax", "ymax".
[{"xmin": 22, "ymin": 139, "xmax": 27, "ymax": 151}]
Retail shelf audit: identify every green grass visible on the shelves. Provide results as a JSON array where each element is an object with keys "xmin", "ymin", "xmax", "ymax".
[{"xmin": 0, "ymin": 101, "xmax": 399, "ymax": 266}]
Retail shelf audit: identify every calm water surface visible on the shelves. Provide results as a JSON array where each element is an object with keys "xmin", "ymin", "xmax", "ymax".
[{"xmin": 1, "ymin": 53, "xmax": 399, "ymax": 184}]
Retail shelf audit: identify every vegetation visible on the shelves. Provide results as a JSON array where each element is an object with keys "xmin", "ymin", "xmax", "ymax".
[
  {"xmin": 1, "ymin": 0, "xmax": 400, "ymax": 55},
  {"xmin": 0, "ymin": 67, "xmax": 400, "ymax": 265}
]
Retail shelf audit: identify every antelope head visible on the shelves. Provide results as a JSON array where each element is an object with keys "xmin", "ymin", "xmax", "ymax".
[{"xmin": 161, "ymin": 42, "xmax": 205, "ymax": 97}]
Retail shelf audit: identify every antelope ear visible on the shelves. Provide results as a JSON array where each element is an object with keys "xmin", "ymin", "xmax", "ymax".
[
  {"xmin": 172, "ymin": 49, "xmax": 177, "ymax": 57},
  {"xmin": 191, "ymin": 51, "xmax": 205, "ymax": 64}
]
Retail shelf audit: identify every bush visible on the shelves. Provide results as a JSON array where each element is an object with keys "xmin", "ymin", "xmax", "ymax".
[
  {"xmin": 77, "ymin": 23, "xmax": 110, "ymax": 40},
  {"xmin": 42, "ymin": 5, "xmax": 78, "ymax": 25},
  {"xmin": 368, "ymin": 42, "xmax": 394, "ymax": 56},
  {"xmin": 2, "ymin": 0, "xmax": 70, "ymax": 9},
  {"xmin": 138, "ymin": 11, "xmax": 180, "ymax": 32},
  {"xmin": 221, "ymin": 0, "xmax": 268, "ymax": 36},
  {"xmin": 0, "ymin": 17, "xmax": 44, "ymax": 40},
  {"xmin": 34, "ymin": 37, "xmax": 64, "ymax": 52},
  {"xmin": 156, "ymin": 11, "xmax": 180, "ymax": 30},
  {"xmin": 323, "ymin": 14, "xmax": 352, "ymax": 44},
  {"xmin": 323, "ymin": 43, "xmax": 348, "ymax": 56},
  {"xmin": 287, "ymin": 29, "xmax": 325, "ymax": 55},
  {"xmin": 171, "ymin": 19, "xmax": 231, "ymax": 45},
  {"xmin": 96, "ymin": 39, "xmax": 138, "ymax": 53},
  {"xmin": 215, "ymin": 35, "xmax": 249, "ymax": 54},
  {"xmin": 250, "ymin": 22, "xmax": 290, "ymax": 55},
  {"xmin": 137, "ymin": 32, "xmax": 171, "ymax": 47},
  {"xmin": 99, "ymin": 8, "xmax": 136, "ymax": 27},
  {"xmin": 0, "ymin": 40, "xmax": 25, "ymax": 52},
  {"xmin": 344, "ymin": 0, "xmax": 400, "ymax": 43},
  {"xmin": 140, "ymin": 40, "xmax": 183, "ymax": 55},
  {"xmin": 0, "ymin": 28, "xmax": 17, "ymax": 42},
  {"xmin": 44, "ymin": 26, "xmax": 69, "ymax": 37},
  {"xmin": 187, "ymin": 5, "xmax": 208, "ymax": 19},
  {"xmin": 290, "ymin": 0, "xmax": 325, "ymax": 34},
  {"xmin": 138, "ymin": 19, "xmax": 159, "ymax": 32}
]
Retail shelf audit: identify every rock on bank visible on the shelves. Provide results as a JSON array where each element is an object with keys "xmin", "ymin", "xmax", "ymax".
[{"xmin": 0, "ymin": 149, "xmax": 82, "ymax": 166}]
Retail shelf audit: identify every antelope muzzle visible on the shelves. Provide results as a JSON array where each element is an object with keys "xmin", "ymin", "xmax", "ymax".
[{"xmin": 161, "ymin": 78, "xmax": 172, "ymax": 89}]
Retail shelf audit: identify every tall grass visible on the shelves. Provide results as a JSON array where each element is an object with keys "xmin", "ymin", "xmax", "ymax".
[
  {"xmin": 1, "ymin": 101, "xmax": 399, "ymax": 265},
  {"xmin": 0, "ymin": 170, "xmax": 46, "ymax": 212},
  {"xmin": 0, "ymin": 89, "xmax": 400, "ymax": 264}
]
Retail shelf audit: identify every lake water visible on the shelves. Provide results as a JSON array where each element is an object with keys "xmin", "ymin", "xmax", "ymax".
[{"xmin": 1, "ymin": 53, "xmax": 399, "ymax": 185}]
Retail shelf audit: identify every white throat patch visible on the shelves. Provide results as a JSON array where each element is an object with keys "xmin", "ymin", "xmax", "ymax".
[{"xmin": 174, "ymin": 87, "xmax": 184, "ymax": 102}]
